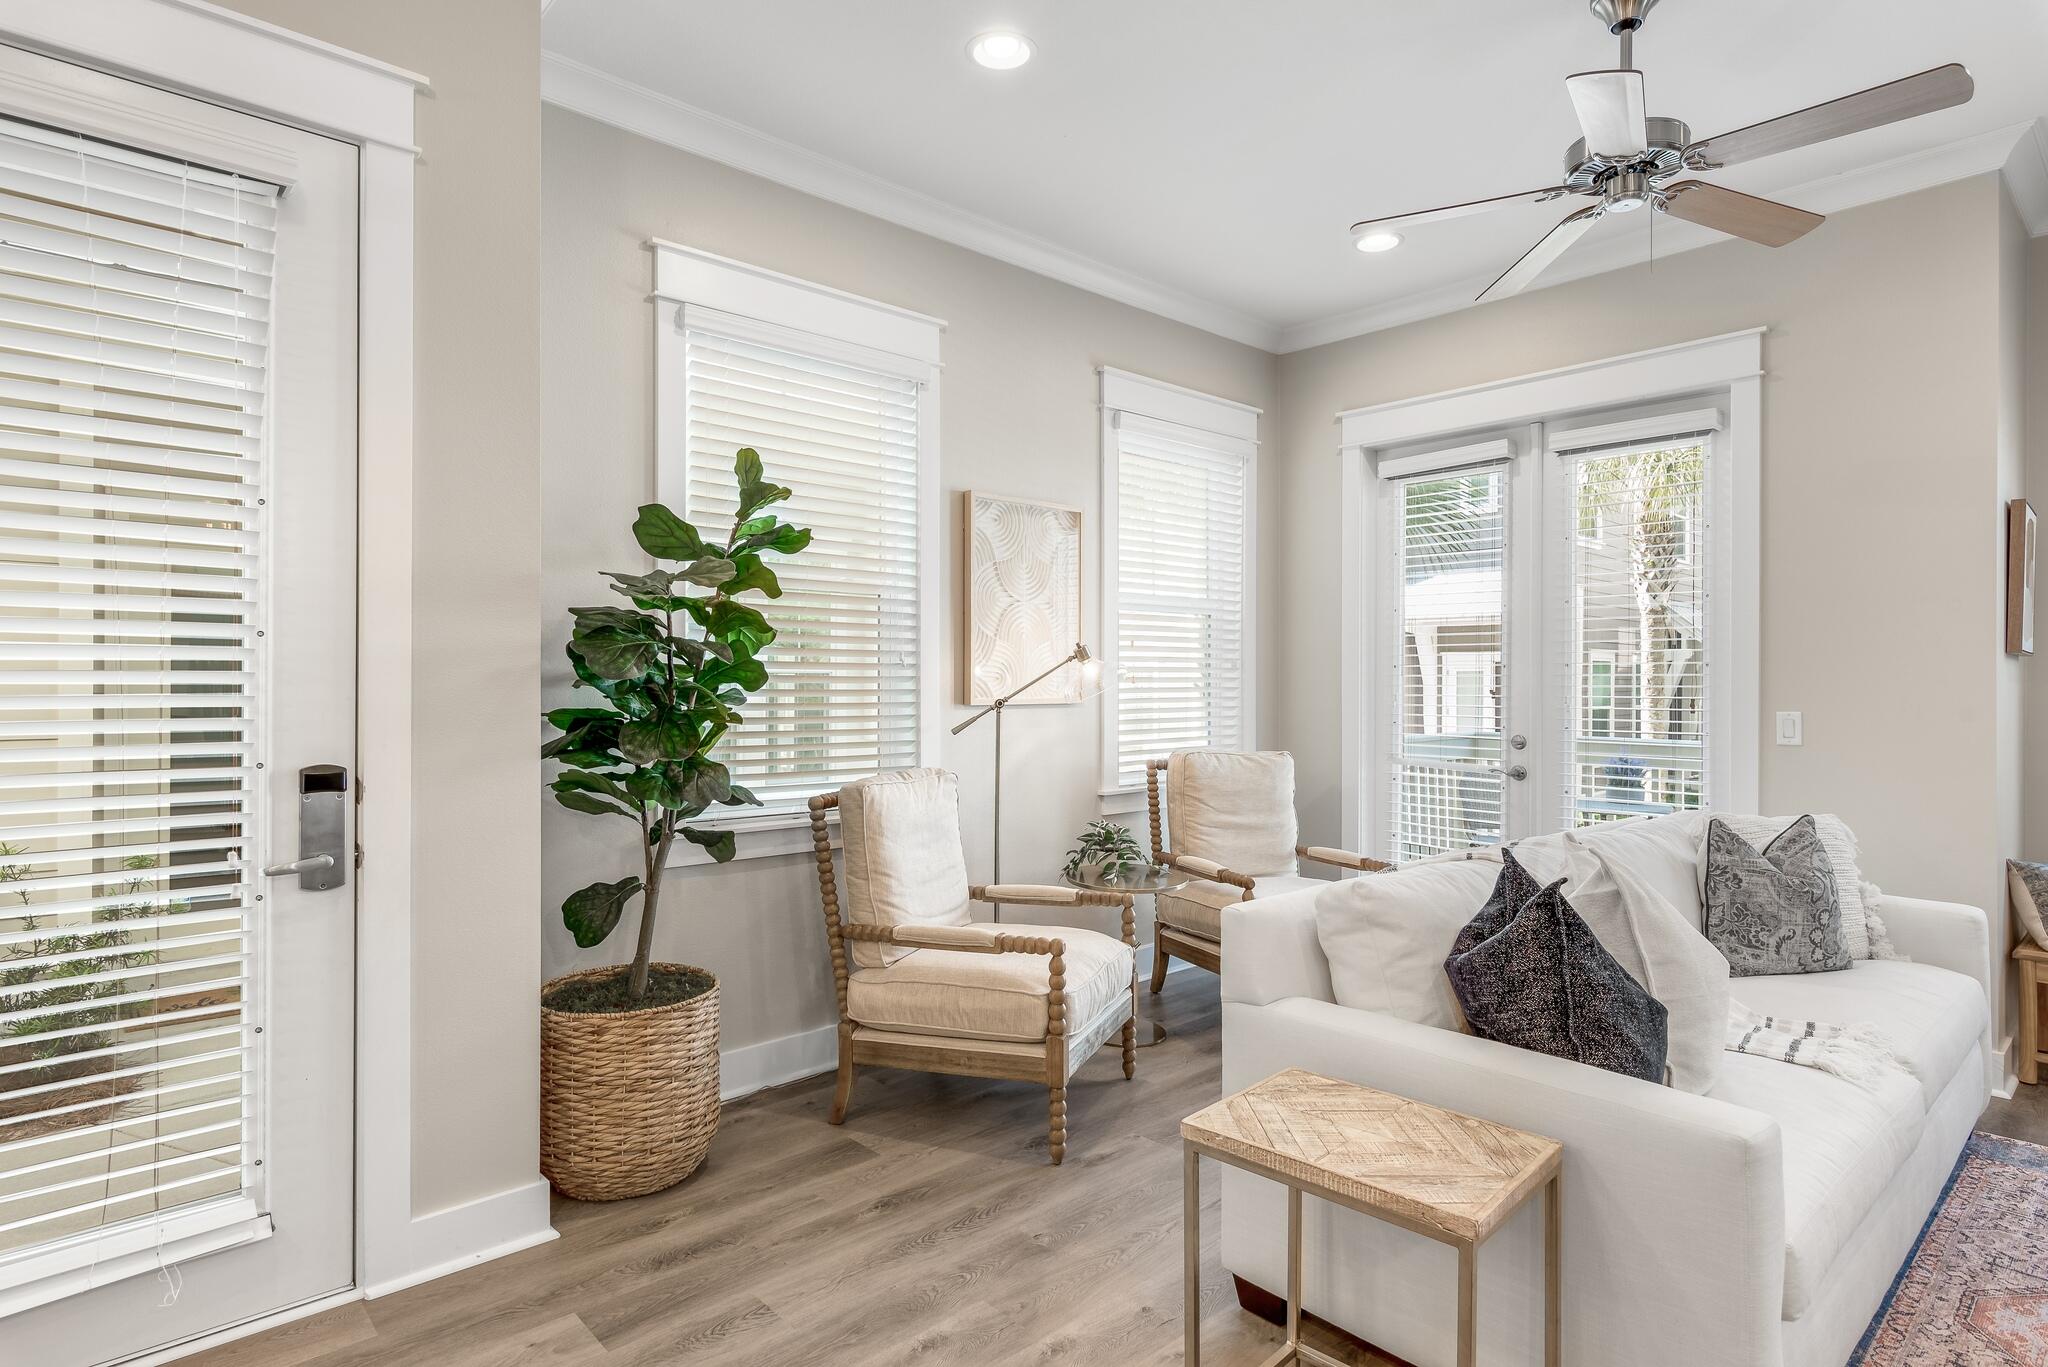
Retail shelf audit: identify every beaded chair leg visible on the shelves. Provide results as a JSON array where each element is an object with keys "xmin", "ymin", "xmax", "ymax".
[
  {"xmin": 1122, "ymin": 1018, "xmax": 1136, "ymax": 1079},
  {"xmin": 829, "ymin": 1025, "xmax": 854, "ymax": 1125},
  {"xmin": 1048, "ymin": 1084, "xmax": 1068, "ymax": 1166}
]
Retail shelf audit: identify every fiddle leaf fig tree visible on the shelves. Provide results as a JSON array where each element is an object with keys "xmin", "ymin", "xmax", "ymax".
[{"xmin": 544, "ymin": 448, "xmax": 811, "ymax": 1003}]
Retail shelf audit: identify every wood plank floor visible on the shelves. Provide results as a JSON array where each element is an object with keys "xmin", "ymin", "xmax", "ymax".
[{"xmin": 187, "ymin": 971, "xmax": 1388, "ymax": 1367}]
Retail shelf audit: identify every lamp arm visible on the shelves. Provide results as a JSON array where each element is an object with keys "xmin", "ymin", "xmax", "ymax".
[{"xmin": 950, "ymin": 643, "xmax": 1088, "ymax": 735}]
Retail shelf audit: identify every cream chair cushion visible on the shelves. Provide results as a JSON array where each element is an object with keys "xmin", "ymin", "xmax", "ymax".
[
  {"xmin": 838, "ymin": 767, "xmax": 972, "ymax": 969},
  {"xmin": 1167, "ymin": 750, "xmax": 1299, "ymax": 875},
  {"xmin": 1159, "ymin": 873, "xmax": 1324, "ymax": 942},
  {"xmin": 846, "ymin": 924, "xmax": 1135, "ymax": 1044}
]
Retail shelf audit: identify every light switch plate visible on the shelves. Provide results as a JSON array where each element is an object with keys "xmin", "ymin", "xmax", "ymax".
[{"xmin": 1776, "ymin": 711, "xmax": 1803, "ymax": 746}]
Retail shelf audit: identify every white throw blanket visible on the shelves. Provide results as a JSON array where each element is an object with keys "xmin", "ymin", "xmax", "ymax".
[{"xmin": 1725, "ymin": 1004, "xmax": 1910, "ymax": 1091}]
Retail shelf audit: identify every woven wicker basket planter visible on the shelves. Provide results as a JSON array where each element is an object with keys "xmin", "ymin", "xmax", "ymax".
[{"xmin": 540, "ymin": 964, "xmax": 720, "ymax": 1202}]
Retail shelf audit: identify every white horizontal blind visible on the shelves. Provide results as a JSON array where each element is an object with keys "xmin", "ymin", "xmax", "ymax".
[
  {"xmin": 1389, "ymin": 467, "xmax": 1507, "ymax": 862},
  {"xmin": 1559, "ymin": 434, "xmax": 1710, "ymax": 827},
  {"xmin": 0, "ymin": 119, "xmax": 270, "ymax": 1260},
  {"xmin": 1113, "ymin": 423, "xmax": 1248, "ymax": 788},
  {"xmin": 684, "ymin": 326, "xmax": 921, "ymax": 810}
]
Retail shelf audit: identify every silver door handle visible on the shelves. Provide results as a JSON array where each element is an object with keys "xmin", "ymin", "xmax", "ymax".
[
  {"xmin": 1488, "ymin": 764, "xmax": 1529, "ymax": 782},
  {"xmin": 264, "ymin": 854, "xmax": 335, "ymax": 878}
]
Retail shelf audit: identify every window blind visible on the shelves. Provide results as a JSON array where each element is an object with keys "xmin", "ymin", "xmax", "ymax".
[
  {"xmin": 1388, "ymin": 467, "xmax": 1507, "ymax": 862},
  {"xmin": 1558, "ymin": 434, "xmax": 1710, "ymax": 827},
  {"xmin": 683, "ymin": 326, "xmax": 922, "ymax": 811},
  {"xmin": 0, "ymin": 119, "xmax": 271, "ymax": 1261},
  {"xmin": 1112, "ymin": 422, "xmax": 1248, "ymax": 788}
]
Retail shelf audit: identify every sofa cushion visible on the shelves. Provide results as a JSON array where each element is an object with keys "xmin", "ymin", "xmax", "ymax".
[
  {"xmin": 1513, "ymin": 811, "xmax": 1707, "ymax": 929},
  {"xmin": 846, "ymin": 923, "xmax": 1133, "ymax": 1043},
  {"xmin": 1167, "ymin": 749, "xmax": 1299, "ymax": 875},
  {"xmin": 1445, "ymin": 876, "xmax": 1670, "ymax": 1083},
  {"xmin": 1160, "ymin": 873, "xmax": 1322, "ymax": 942},
  {"xmin": 1727, "ymin": 959, "xmax": 1987, "ymax": 1113},
  {"xmin": 1702, "ymin": 816, "xmax": 1850, "ymax": 977},
  {"xmin": 1315, "ymin": 856, "xmax": 1502, "ymax": 1028},
  {"xmin": 838, "ymin": 768, "xmax": 972, "ymax": 969},
  {"xmin": 1697, "ymin": 813, "xmax": 1881, "ymax": 960},
  {"xmin": 1707, "ymin": 1052, "xmax": 1925, "ymax": 1319}
]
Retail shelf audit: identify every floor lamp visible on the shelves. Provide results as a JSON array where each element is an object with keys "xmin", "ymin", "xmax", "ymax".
[{"xmin": 952, "ymin": 642, "xmax": 1092, "ymax": 922}]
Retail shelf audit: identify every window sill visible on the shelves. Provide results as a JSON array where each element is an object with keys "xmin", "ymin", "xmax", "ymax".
[
  {"xmin": 1097, "ymin": 787, "xmax": 1148, "ymax": 817},
  {"xmin": 0, "ymin": 1196, "xmax": 269, "ymax": 1319},
  {"xmin": 666, "ymin": 808, "xmax": 837, "ymax": 868}
]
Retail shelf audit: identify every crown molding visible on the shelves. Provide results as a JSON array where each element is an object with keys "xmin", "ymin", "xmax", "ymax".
[
  {"xmin": 541, "ymin": 52, "xmax": 1282, "ymax": 352},
  {"xmin": 1276, "ymin": 119, "xmax": 2048, "ymax": 353}
]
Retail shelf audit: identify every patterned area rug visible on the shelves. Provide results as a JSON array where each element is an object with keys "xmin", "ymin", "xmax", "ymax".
[{"xmin": 1851, "ymin": 1133, "xmax": 2048, "ymax": 1365}]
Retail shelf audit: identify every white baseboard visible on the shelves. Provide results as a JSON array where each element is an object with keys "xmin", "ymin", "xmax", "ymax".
[
  {"xmin": 721, "ymin": 1021, "xmax": 839, "ymax": 1101},
  {"xmin": 127, "ymin": 1288, "xmax": 363, "ymax": 1367},
  {"xmin": 361, "ymin": 1178, "xmax": 558, "ymax": 1300}
]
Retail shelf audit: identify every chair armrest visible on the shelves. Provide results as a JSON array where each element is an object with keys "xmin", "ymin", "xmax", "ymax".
[
  {"xmin": 1164, "ymin": 852, "xmax": 1255, "ymax": 897},
  {"xmin": 971, "ymin": 884, "xmax": 1137, "ymax": 948},
  {"xmin": 1296, "ymin": 844, "xmax": 1391, "ymax": 873},
  {"xmin": 839, "ymin": 922, "xmax": 1060, "ymax": 956},
  {"xmin": 1876, "ymin": 893, "xmax": 1991, "ymax": 994}
]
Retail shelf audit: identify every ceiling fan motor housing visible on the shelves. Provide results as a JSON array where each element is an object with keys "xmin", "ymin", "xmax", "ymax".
[
  {"xmin": 1563, "ymin": 115, "xmax": 1691, "ymax": 190},
  {"xmin": 1588, "ymin": 0, "xmax": 1659, "ymax": 33}
]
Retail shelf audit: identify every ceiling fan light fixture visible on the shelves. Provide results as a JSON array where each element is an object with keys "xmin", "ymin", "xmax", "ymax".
[
  {"xmin": 1355, "ymin": 230, "xmax": 1404, "ymax": 253},
  {"xmin": 968, "ymin": 31, "xmax": 1034, "ymax": 70}
]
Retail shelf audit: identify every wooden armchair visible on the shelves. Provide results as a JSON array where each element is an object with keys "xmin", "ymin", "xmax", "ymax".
[
  {"xmin": 1145, "ymin": 750, "xmax": 1387, "ymax": 988},
  {"xmin": 808, "ymin": 768, "xmax": 1136, "ymax": 1165}
]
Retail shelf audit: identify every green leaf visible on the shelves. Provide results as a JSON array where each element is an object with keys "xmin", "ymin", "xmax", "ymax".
[
  {"xmin": 723, "ymin": 782, "xmax": 762, "ymax": 807},
  {"xmin": 554, "ymin": 789, "xmax": 634, "ymax": 818},
  {"xmin": 676, "ymin": 761, "xmax": 732, "ymax": 809},
  {"xmin": 676, "ymin": 556, "xmax": 737, "ymax": 587},
  {"xmin": 554, "ymin": 771, "xmax": 632, "ymax": 802},
  {"xmin": 722, "ymin": 554, "xmax": 782, "ymax": 599},
  {"xmin": 701, "ymin": 655, "xmax": 768, "ymax": 693},
  {"xmin": 562, "ymin": 877, "xmax": 642, "ymax": 948},
  {"xmin": 570, "ymin": 605, "xmax": 657, "ymax": 633},
  {"xmin": 733, "ymin": 447, "xmax": 764, "ymax": 489},
  {"xmin": 632, "ymin": 504, "xmax": 704, "ymax": 561},
  {"xmin": 681, "ymin": 827, "xmax": 737, "ymax": 863},
  {"xmin": 545, "ymin": 707, "xmax": 618, "ymax": 733},
  {"xmin": 706, "ymin": 600, "xmax": 776, "ymax": 656},
  {"xmin": 568, "ymin": 631, "xmax": 656, "ymax": 680},
  {"xmin": 619, "ymin": 715, "xmax": 696, "ymax": 764}
]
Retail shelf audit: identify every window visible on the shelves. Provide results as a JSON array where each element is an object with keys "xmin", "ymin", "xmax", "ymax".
[
  {"xmin": 1100, "ymin": 370, "xmax": 1258, "ymax": 795},
  {"xmin": 653, "ymin": 244, "xmax": 941, "ymax": 830}
]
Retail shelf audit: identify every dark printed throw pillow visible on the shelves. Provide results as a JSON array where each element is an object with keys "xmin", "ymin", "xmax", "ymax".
[
  {"xmin": 1444, "ymin": 874, "xmax": 1669, "ymax": 1083},
  {"xmin": 1450, "ymin": 846, "xmax": 1545, "ymax": 958},
  {"xmin": 1702, "ymin": 815, "xmax": 1848, "ymax": 976}
]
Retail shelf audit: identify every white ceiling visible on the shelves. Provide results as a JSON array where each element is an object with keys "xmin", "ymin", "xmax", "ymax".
[{"xmin": 542, "ymin": 0, "xmax": 2048, "ymax": 351}]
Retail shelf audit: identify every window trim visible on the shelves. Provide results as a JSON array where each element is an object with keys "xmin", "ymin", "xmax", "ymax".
[
  {"xmin": 651, "ymin": 241, "xmax": 944, "ymax": 862},
  {"xmin": 1097, "ymin": 367, "xmax": 1260, "ymax": 807},
  {"xmin": 1337, "ymin": 330, "xmax": 1761, "ymax": 857}
]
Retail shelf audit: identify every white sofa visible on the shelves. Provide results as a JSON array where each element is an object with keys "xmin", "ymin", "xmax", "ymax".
[{"xmin": 1220, "ymin": 883, "xmax": 1992, "ymax": 1367}]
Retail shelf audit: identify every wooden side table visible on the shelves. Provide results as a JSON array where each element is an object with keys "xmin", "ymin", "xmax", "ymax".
[
  {"xmin": 1182, "ymin": 1068, "xmax": 1562, "ymax": 1367},
  {"xmin": 2016, "ymin": 940, "xmax": 2048, "ymax": 1085}
]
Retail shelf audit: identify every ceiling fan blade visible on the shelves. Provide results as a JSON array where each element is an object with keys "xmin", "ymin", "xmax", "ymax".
[
  {"xmin": 1661, "ymin": 181, "xmax": 1823, "ymax": 247},
  {"xmin": 1477, "ymin": 206, "xmax": 1603, "ymax": 303},
  {"xmin": 1687, "ymin": 63, "xmax": 1973, "ymax": 170},
  {"xmin": 1566, "ymin": 69, "xmax": 1648, "ymax": 158},
  {"xmin": 1350, "ymin": 185, "xmax": 1575, "ymax": 239}
]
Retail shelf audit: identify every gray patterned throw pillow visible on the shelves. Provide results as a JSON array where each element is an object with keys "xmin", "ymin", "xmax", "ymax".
[
  {"xmin": 1702, "ymin": 815, "xmax": 1848, "ymax": 976},
  {"xmin": 1444, "ymin": 865, "xmax": 1669, "ymax": 1083}
]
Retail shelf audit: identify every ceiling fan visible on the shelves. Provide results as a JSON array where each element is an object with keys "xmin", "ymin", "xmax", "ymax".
[{"xmin": 1349, "ymin": 0, "xmax": 1975, "ymax": 303}]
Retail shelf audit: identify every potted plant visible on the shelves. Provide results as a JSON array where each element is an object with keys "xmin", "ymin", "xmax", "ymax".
[
  {"xmin": 1062, "ymin": 819, "xmax": 1158, "ymax": 886},
  {"xmin": 539, "ymin": 448, "xmax": 810, "ymax": 1201}
]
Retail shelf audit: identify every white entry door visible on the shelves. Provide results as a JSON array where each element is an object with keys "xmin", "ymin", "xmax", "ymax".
[
  {"xmin": 1372, "ymin": 404, "xmax": 1728, "ymax": 861},
  {"xmin": 0, "ymin": 47, "xmax": 357, "ymax": 1365}
]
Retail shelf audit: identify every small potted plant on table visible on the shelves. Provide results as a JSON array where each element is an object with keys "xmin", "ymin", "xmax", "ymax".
[
  {"xmin": 539, "ymin": 448, "xmax": 809, "ymax": 1201},
  {"xmin": 1062, "ymin": 819, "xmax": 1159, "ymax": 887}
]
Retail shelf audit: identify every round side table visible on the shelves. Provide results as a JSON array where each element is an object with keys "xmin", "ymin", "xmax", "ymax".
[{"xmin": 1062, "ymin": 865, "xmax": 1191, "ymax": 1049}]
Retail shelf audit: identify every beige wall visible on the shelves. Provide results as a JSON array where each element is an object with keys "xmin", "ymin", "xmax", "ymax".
[
  {"xmin": 540, "ymin": 107, "xmax": 1276, "ymax": 1061},
  {"xmin": 1271, "ymin": 177, "xmax": 2021, "ymax": 1037},
  {"xmin": 2026, "ymin": 232, "xmax": 2048, "ymax": 861},
  {"xmin": 214, "ymin": 0, "xmax": 544, "ymax": 1216}
]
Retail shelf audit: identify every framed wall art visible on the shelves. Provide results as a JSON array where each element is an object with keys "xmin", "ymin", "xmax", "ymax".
[{"xmin": 963, "ymin": 491, "xmax": 1083, "ymax": 704}]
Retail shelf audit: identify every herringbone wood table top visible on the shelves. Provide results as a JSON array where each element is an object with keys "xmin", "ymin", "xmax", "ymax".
[{"xmin": 1182, "ymin": 1068, "xmax": 1561, "ymax": 1243}]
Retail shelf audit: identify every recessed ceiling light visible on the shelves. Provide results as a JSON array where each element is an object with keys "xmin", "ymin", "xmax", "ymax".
[
  {"xmin": 968, "ymin": 31, "xmax": 1034, "ymax": 71},
  {"xmin": 1355, "ymin": 231, "xmax": 1403, "ymax": 254}
]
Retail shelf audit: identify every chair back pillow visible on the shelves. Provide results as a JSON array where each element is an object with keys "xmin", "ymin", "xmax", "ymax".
[
  {"xmin": 1167, "ymin": 749, "xmax": 1298, "ymax": 875},
  {"xmin": 1313, "ymin": 851, "xmax": 1501, "ymax": 1028},
  {"xmin": 2007, "ymin": 859, "xmax": 2048, "ymax": 949},
  {"xmin": 838, "ymin": 768, "xmax": 972, "ymax": 968}
]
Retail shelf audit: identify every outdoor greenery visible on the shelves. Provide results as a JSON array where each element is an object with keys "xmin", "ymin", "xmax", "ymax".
[
  {"xmin": 543, "ymin": 448, "xmax": 811, "ymax": 1005},
  {"xmin": 1062, "ymin": 820, "xmax": 1155, "ymax": 884}
]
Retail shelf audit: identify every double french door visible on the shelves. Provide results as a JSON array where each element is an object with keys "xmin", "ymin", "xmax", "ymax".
[
  {"xmin": 0, "ymin": 46, "xmax": 357, "ymax": 1366},
  {"xmin": 1375, "ymin": 404, "xmax": 1722, "ymax": 861}
]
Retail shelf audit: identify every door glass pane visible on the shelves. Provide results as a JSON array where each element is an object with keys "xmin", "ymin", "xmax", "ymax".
[
  {"xmin": 1389, "ymin": 468, "xmax": 1506, "ymax": 861},
  {"xmin": 1563, "ymin": 440, "xmax": 1708, "ymax": 826}
]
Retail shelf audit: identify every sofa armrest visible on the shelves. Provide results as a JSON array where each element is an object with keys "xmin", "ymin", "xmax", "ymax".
[
  {"xmin": 1875, "ymin": 893, "xmax": 1991, "ymax": 998},
  {"xmin": 1220, "ymin": 890, "xmax": 1334, "ymax": 1008},
  {"xmin": 1223, "ymin": 996, "xmax": 1785, "ymax": 1367}
]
